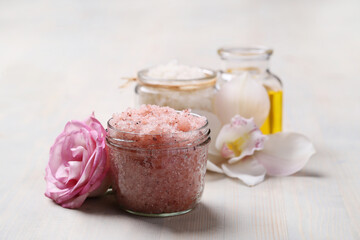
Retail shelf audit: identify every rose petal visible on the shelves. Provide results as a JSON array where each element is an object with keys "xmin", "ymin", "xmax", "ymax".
[
  {"xmin": 53, "ymin": 151, "xmax": 96, "ymax": 204},
  {"xmin": 61, "ymin": 194, "xmax": 89, "ymax": 209},
  {"xmin": 215, "ymin": 115, "xmax": 267, "ymax": 163},
  {"xmin": 45, "ymin": 165, "xmax": 66, "ymax": 195},
  {"xmin": 61, "ymin": 132, "xmax": 85, "ymax": 163},
  {"xmin": 71, "ymin": 146, "xmax": 83, "ymax": 156},
  {"xmin": 45, "ymin": 113, "xmax": 109, "ymax": 208},
  {"xmin": 82, "ymin": 145, "xmax": 108, "ymax": 195},
  {"xmin": 87, "ymin": 114, "xmax": 107, "ymax": 140},
  {"xmin": 67, "ymin": 161, "xmax": 82, "ymax": 184},
  {"xmin": 83, "ymin": 112, "xmax": 96, "ymax": 126},
  {"xmin": 221, "ymin": 156, "xmax": 266, "ymax": 186},
  {"xmin": 215, "ymin": 73, "xmax": 270, "ymax": 126},
  {"xmin": 76, "ymin": 151, "xmax": 97, "ymax": 190},
  {"xmin": 64, "ymin": 120, "xmax": 90, "ymax": 134},
  {"xmin": 88, "ymin": 174, "xmax": 111, "ymax": 197},
  {"xmin": 254, "ymin": 132, "xmax": 316, "ymax": 176},
  {"xmin": 48, "ymin": 134, "xmax": 67, "ymax": 173},
  {"xmin": 54, "ymin": 164, "xmax": 69, "ymax": 182}
]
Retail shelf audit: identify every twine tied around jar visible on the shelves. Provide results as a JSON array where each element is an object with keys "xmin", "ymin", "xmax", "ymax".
[{"xmin": 119, "ymin": 68, "xmax": 217, "ymax": 91}]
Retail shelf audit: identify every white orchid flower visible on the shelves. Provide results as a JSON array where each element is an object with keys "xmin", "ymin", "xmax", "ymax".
[
  {"xmin": 207, "ymin": 114, "xmax": 316, "ymax": 186},
  {"xmin": 214, "ymin": 73, "xmax": 270, "ymax": 127}
]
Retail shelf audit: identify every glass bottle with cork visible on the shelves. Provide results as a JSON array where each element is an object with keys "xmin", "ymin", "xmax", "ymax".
[{"xmin": 217, "ymin": 46, "xmax": 283, "ymax": 134}]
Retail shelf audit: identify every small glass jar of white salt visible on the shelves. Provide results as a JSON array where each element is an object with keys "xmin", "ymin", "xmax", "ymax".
[{"xmin": 135, "ymin": 61, "xmax": 217, "ymax": 112}]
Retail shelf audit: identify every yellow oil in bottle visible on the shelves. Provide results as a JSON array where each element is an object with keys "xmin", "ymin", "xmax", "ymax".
[{"xmin": 260, "ymin": 90, "xmax": 283, "ymax": 134}]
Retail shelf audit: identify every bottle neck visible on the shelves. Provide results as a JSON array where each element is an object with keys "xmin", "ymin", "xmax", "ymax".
[
  {"xmin": 218, "ymin": 46, "xmax": 273, "ymax": 77},
  {"xmin": 222, "ymin": 59, "xmax": 269, "ymax": 77}
]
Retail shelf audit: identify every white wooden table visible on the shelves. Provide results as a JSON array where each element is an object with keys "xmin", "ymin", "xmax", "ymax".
[{"xmin": 1, "ymin": 0, "xmax": 360, "ymax": 239}]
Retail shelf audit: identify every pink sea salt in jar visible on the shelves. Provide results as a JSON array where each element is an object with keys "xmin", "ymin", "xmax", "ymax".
[{"xmin": 106, "ymin": 105, "xmax": 210, "ymax": 217}]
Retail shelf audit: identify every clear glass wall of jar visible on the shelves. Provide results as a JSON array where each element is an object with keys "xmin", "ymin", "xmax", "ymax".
[
  {"xmin": 217, "ymin": 46, "xmax": 283, "ymax": 134},
  {"xmin": 135, "ymin": 68, "xmax": 217, "ymax": 112},
  {"xmin": 106, "ymin": 114, "xmax": 211, "ymax": 217}
]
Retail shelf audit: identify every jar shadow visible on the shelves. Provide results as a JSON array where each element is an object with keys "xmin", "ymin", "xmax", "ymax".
[
  {"xmin": 79, "ymin": 190, "xmax": 220, "ymax": 233},
  {"xmin": 78, "ymin": 190, "xmax": 122, "ymax": 216},
  {"xmin": 292, "ymin": 169, "xmax": 325, "ymax": 178},
  {"xmin": 132, "ymin": 202, "xmax": 220, "ymax": 233}
]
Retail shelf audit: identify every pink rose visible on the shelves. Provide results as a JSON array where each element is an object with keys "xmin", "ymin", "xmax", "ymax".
[{"xmin": 45, "ymin": 114, "xmax": 109, "ymax": 208}]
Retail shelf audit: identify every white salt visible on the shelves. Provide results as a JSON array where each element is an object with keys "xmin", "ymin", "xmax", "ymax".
[{"xmin": 146, "ymin": 60, "xmax": 207, "ymax": 80}]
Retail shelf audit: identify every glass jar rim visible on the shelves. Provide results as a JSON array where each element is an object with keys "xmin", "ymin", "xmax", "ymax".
[
  {"xmin": 106, "ymin": 112, "xmax": 208, "ymax": 137},
  {"xmin": 106, "ymin": 112, "xmax": 210, "ymax": 150},
  {"xmin": 137, "ymin": 67, "xmax": 217, "ymax": 91},
  {"xmin": 218, "ymin": 46, "xmax": 273, "ymax": 60}
]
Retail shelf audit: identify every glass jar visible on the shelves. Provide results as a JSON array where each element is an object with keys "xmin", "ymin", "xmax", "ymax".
[
  {"xmin": 106, "ymin": 114, "xmax": 210, "ymax": 217},
  {"xmin": 217, "ymin": 46, "xmax": 283, "ymax": 134},
  {"xmin": 135, "ymin": 68, "xmax": 217, "ymax": 112}
]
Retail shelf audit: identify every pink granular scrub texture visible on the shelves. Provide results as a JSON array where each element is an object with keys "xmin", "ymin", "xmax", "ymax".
[{"xmin": 106, "ymin": 105, "xmax": 210, "ymax": 216}]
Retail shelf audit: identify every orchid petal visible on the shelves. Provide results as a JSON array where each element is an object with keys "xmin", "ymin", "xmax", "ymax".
[
  {"xmin": 192, "ymin": 110, "xmax": 222, "ymax": 156},
  {"xmin": 215, "ymin": 73, "xmax": 270, "ymax": 127},
  {"xmin": 254, "ymin": 132, "xmax": 316, "ymax": 176},
  {"xmin": 221, "ymin": 156, "xmax": 267, "ymax": 186},
  {"xmin": 215, "ymin": 115, "xmax": 267, "ymax": 163},
  {"xmin": 207, "ymin": 153, "xmax": 225, "ymax": 173}
]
